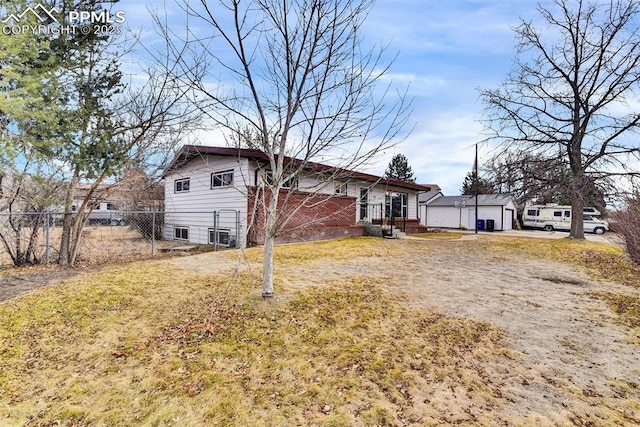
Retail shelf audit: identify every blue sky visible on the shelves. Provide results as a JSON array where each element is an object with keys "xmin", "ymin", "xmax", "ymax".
[{"xmin": 119, "ymin": 0, "xmax": 546, "ymax": 195}]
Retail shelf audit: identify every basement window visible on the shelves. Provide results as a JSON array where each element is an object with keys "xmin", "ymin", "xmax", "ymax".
[
  {"xmin": 174, "ymin": 226, "xmax": 189, "ymax": 241},
  {"xmin": 208, "ymin": 228, "xmax": 230, "ymax": 245}
]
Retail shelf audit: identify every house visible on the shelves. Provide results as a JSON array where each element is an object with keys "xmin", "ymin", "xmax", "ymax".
[
  {"xmin": 419, "ymin": 194, "xmax": 518, "ymax": 231},
  {"xmin": 163, "ymin": 145, "xmax": 431, "ymax": 248}
]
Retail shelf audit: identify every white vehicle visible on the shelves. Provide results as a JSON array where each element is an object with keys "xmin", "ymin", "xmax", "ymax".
[
  {"xmin": 522, "ymin": 204, "xmax": 609, "ymax": 235},
  {"xmin": 72, "ymin": 201, "xmax": 126, "ymax": 226}
]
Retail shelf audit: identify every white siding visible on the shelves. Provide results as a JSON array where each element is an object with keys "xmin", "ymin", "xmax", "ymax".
[
  {"xmin": 165, "ymin": 154, "xmax": 425, "ymax": 245},
  {"xmin": 422, "ymin": 204, "xmax": 515, "ymax": 231},
  {"xmin": 354, "ymin": 182, "xmax": 419, "ymax": 222},
  {"xmin": 164, "ymin": 156, "xmax": 250, "ymax": 247}
]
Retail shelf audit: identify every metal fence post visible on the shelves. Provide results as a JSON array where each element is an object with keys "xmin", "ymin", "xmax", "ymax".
[
  {"xmin": 151, "ymin": 211, "xmax": 156, "ymax": 257},
  {"xmin": 45, "ymin": 212, "xmax": 50, "ymax": 264},
  {"xmin": 213, "ymin": 211, "xmax": 218, "ymax": 251}
]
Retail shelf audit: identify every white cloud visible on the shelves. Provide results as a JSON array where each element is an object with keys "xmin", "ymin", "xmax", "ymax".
[{"xmin": 370, "ymin": 111, "xmax": 485, "ymax": 194}]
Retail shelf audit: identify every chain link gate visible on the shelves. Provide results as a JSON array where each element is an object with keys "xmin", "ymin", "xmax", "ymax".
[{"xmin": 212, "ymin": 209, "xmax": 241, "ymax": 251}]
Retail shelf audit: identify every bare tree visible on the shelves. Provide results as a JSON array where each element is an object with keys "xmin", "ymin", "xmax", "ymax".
[
  {"xmin": 160, "ymin": 0, "xmax": 411, "ymax": 296},
  {"xmin": 0, "ymin": 163, "xmax": 64, "ymax": 266},
  {"xmin": 481, "ymin": 0, "xmax": 640, "ymax": 238},
  {"xmin": 484, "ymin": 150, "xmax": 608, "ymax": 213}
]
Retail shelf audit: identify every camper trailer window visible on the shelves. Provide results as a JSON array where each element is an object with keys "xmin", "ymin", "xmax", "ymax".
[
  {"xmin": 564, "ymin": 210, "xmax": 570, "ymax": 218},
  {"xmin": 553, "ymin": 211, "xmax": 562, "ymax": 217},
  {"xmin": 527, "ymin": 209, "xmax": 539, "ymax": 216}
]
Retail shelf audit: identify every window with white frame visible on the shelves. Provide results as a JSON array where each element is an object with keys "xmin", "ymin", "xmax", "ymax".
[
  {"xmin": 174, "ymin": 178, "xmax": 190, "ymax": 193},
  {"xmin": 211, "ymin": 170, "xmax": 234, "ymax": 188},
  {"xmin": 208, "ymin": 228, "xmax": 230, "ymax": 245},
  {"xmin": 334, "ymin": 181, "xmax": 347, "ymax": 195},
  {"xmin": 264, "ymin": 171, "xmax": 297, "ymax": 189},
  {"xmin": 174, "ymin": 226, "xmax": 189, "ymax": 240}
]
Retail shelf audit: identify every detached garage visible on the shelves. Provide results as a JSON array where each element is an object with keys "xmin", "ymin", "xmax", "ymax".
[{"xmin": 420, "ymin": 194, "xmax": 518, "ymax": 231}]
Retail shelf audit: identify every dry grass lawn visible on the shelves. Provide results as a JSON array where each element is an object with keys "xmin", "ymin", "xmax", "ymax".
[{"xmin": 0, "ymin": 235, "xmax": 639, "ymax": 425}]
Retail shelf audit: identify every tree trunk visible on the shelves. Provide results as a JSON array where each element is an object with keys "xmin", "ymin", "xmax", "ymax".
[
  {"xmin": 262, "ymin": 233, "xmax": 275, "ymax": 298},
  {"xmin": 569, "ymin": 171, "xmax": 585, "ymax": 239},
  {"xmin": 261, "ymin": 188, "xmax": 279, "ymax": 298},
  {"xmin": 59, "ymin": 173, "xmax": 79, "ymax": 267}
]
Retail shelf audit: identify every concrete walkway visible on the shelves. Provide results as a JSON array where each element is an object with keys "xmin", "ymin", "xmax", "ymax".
[{"xmin": 402, "ymin": 229, "xmax": 619, "ymax": 245}]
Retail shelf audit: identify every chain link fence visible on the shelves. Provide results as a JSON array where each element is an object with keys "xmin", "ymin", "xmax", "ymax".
[{"xmin": 0, "ymin": 211, "xmax": 231, "ymax": 269}]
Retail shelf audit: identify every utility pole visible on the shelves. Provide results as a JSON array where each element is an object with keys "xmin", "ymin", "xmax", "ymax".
[{"xmin": 474, "ymin": 143, "xmax": 479, "ymax": 234}]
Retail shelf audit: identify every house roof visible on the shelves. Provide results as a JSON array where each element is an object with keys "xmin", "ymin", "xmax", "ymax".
[
  {"xmin": 418, "ymin": 189, "xmax": 443, "ymax": 203},
  {"xmin": 164, "ymin": 145, "xmax": 432, "ymax": 192},
  {"xmin": 427, "ymin": 194, "xmax": 518, "ymax": 207}
]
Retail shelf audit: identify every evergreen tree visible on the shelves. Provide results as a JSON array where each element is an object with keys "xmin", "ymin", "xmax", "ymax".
[
  {"xmin": 461, "ymin": 171, "xmax": 495, "ymax": 195},
  {"xmin": 2, "ymin": 0, "xmax": 189, "ymax": 266},
  {"xmin": 385, "ymin": 153, "xmax": 416, "ymax": 183}
]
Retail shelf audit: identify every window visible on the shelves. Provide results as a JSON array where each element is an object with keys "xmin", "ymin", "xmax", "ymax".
[
  {"xmin": 211, "ymin": 170, "xmax": 234, "ymax": 188},
  {"xmin": 175, "ymin": 178, "xmax": 190, "ymax": 193},
  {"xmin": 526, "ymin": 209, "xmax": 539, "ymax": 217},
  {"xmin": 553, "ymin": 211, "xmax": 562, "ymax": 217},
  {"xmin": 335, "ymin": 181, "xmax": 347, "ymax": 195},
  {"xmin": 174, "ymin": 226, "xmax": 189, "ymax": 240},
  {"xmin": 264, "ymin": 171, "xmax": 297, "ymax": 189},
  {"xmin": 208, "ymin": 228, "xmax": 230, "ymax": 245},
  {"xmin": 386, "ymin": 192, "xmax": 408, "ymax": 218},
  {"xmin": 564, "ymin": 210, "xmax": 571, "ymax": 218}
]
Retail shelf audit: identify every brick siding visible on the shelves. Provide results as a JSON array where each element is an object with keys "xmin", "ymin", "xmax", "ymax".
[{"xmin": 247, "ymin": 186, "xmax": 366, "ymax": 246}]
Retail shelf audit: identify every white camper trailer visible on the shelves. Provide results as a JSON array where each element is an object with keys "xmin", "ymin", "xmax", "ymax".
[
  {"xmin": 522, "ymin": 204, "xmax": 609, "ymax": 234},
  {"xmin": 71, "ymin": 201, "xmax": 126, "ymax": 226}
]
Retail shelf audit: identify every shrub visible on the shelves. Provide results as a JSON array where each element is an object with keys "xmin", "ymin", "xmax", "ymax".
[
  {"xmin": 127, "ymin": 211, "xmax": 164, "ymax": 240},
  {"xmin": 615, "ymin": 191, "xmax": 640, "ymax": 265}
]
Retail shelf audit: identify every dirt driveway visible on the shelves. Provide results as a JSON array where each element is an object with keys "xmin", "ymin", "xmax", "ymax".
[{"xmin": 2, "ymin": 235, "xmax": 639, "ymax": 424}]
